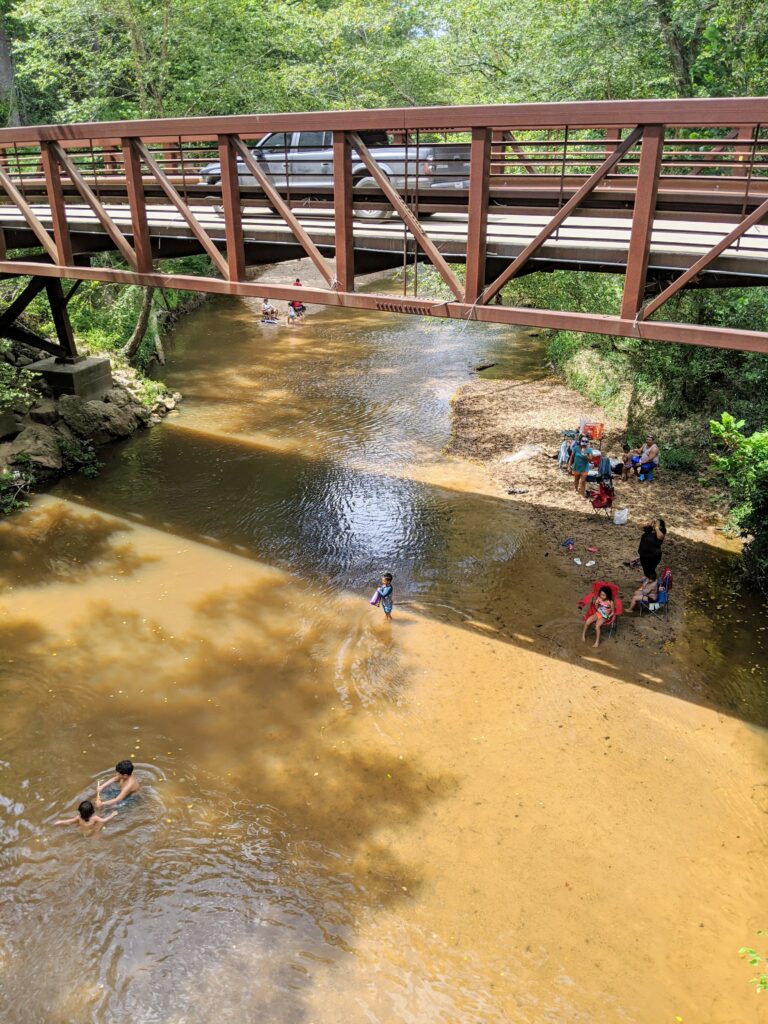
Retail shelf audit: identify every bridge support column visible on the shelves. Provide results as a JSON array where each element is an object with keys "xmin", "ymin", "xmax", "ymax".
[{"xmin": 1, "ymin": 274, "xmax": 112, "ymax": 399}]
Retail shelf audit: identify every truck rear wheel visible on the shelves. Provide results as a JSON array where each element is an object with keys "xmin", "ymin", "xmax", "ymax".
[{"xmin": 354, "ymin": 176, "xmax": 393, "ymax": 221}]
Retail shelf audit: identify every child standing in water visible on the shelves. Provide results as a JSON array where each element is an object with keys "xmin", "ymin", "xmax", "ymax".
[
  {"xmin": 54, "ymin": 800, "xmax": 117, "ymax": 835},
  {"xmin": 95, "ymin": 759, "xmax": 140, "ymax": 810},
  {"xmin": 376, "ymin": 573, "xmax": 394, "ymax": 621}
]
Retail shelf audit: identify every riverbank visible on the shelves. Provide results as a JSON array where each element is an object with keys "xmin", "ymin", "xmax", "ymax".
[
  {"xmin": 0, "ymin": 341, "xmax": 182, "ymax": 507},
  {"xmin": 449, "ymin": 374, "xmax": 734, "ymax": 638}
]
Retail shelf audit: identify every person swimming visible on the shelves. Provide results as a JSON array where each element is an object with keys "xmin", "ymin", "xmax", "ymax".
[
  {"xmin": 95, "ymin": 759, "xmax": 141, "ymax": 810},
  {"xmin": 54, "ymin": 799, "xmax": 117, "ymax": 835}
]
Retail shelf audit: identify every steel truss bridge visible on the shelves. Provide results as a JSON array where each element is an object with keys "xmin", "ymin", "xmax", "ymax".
[{"xmin": 1, "ymin": 97, "xmax": 768, "ymax": 360}]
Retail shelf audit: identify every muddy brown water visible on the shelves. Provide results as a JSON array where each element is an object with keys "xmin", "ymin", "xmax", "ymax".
[{"xmin": 1, "ymin": 284, "xmax": 767, "ymax": 1023}]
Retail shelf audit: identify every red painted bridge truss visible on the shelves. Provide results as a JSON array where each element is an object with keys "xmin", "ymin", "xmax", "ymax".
[{"xmin": 0, "ymin": 97, "xmax": 767, "ymax": 356}]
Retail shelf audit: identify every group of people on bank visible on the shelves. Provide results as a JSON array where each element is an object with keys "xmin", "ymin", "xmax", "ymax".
[{"xmin": 562, "ymin": 424, "xmax": 670, "ymax": 648}]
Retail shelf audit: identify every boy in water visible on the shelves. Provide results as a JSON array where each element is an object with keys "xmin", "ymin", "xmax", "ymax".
[
  {"xmin": 54, "ymin": 799, "xmax": 117, "ymax": 835},
  {"xmin": 377, "ymin": 573, "xmax": 394, "ymax": 621},
  {"xmin": 95, "ymin": 759, "xmax": 140, "ymax": 810}
]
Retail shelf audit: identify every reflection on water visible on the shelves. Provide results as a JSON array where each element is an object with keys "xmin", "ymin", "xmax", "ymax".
[{"xmin": 1, "ymin": 279, "xmax": 767, "ymax": 1024}]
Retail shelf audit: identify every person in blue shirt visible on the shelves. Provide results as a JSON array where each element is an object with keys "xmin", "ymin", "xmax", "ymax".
[
  {"xmin": 571, "ymin": 440, "xmax": 593, "ymax": 496},
  {"xmin": 376, "ymin": 573, "xmax": 394, "ymax": 621}
]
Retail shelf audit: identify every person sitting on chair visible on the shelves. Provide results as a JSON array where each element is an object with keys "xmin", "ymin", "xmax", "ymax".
[
  {"xmin": 633, "ymin": 435, "xmax": 660, "ymax": 479},
  {"xmin": 628, "ymin": 574, "xmax": 659, "ymax": 613},
  {"xmin": 581, "ymin": 586, "xmax": 615, "ymax": 648}
]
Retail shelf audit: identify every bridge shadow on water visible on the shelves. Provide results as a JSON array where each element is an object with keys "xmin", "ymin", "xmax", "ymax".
[{"xmin": 45, "ymin": 420, "xmax": 768, "ymax": 730}]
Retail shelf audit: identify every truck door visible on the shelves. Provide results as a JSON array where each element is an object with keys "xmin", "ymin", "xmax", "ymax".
[
  {"xmin": 254, "ymin": 132, "xmax": 295, "ymax": 188},
  {"xmin": 293, "ymin": 131, "xmax": 332, "ymax": 189}
]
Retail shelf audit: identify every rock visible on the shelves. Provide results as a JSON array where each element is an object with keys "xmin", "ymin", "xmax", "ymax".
[
  {"xmin": 8, "ymin": 424, "xmax": 63, "ymax": 471},
  {"xmin": 104, "ymin": 386, "xmax": 131, "ymax": 408},
  {"xmin": 149, "ymin": 413, "xmax": 163, "ymax": 426},
  {"xmin": 15, "ymin": 354, "xmax": 35, "ymax": 367},
  {"xmin": 58, "ymin": 394, "xmax": 141, "ymax": 444},
  {"xmin": 29, "ymin": 399, "xmax": 59, "ymax": 426},
  {"xmin": 0, "ymin": 410, "xmax": 18, "ymax": 438},
  {"xmin": 172, "ymin": 392, "xmax": 182, "ymax": 403},
  {"xmin": 101, "ymin": 402, "xmax": 141, "ymax": 439},
  {"xmin": 132, "ymin": 403, "xmax": 151, "ymax": 425},
  {"xmin": 58, "ymin": 395, "xmax": 107, "ymax": 439},
  {"xmin": 161, "ymin": 396, "xmax": 176, "ymax": 411}
]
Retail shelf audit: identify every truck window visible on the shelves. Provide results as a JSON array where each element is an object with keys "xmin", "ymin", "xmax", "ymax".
[
  {"xmin": 298, "ymin": 131, "xmax": 325, "ymax": 149},
  {"xmin": 260, "ymin": 133, "xmax": 290, "ymax": 150},
  {"xmin": 359, "ymin": 131, "xmax": 389, "ymax": 147}
]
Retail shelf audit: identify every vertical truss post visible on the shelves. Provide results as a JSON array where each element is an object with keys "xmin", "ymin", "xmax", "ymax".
[
  {"xmin": 731, "ymin": 125, "xmax": 754, "ymax": 176},
  {"xmin": 218, "ymin": 134, "xmax": 245, "ymax": 282},
  {"xmin": 122, "ymin": 138, "xmax": 153, "ymax": 273},
  {"xmin": 465, "ymin": 127, "xmax": 492, "ymax": 304},
  {"xmin": 45, "ymin": 279, "xmax": 79, "ymax": 361},
  {"xmin": 621, "ymin": 124, "xmax": 664, "ymax": 321},
  {"xmin": 333, "ymin": 130, "xmax": 354, "ymax": 291},
  {"xmin": 40, "ymin": 140, "xmax": 73, "ymax": 266}
]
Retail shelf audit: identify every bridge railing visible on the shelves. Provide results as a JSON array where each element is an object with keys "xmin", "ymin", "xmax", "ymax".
[{"xmin": 0, "ymin": 98, "xmax": 766, "ymax": 352}]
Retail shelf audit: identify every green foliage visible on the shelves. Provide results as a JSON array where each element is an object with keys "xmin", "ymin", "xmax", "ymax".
[
  {"xmin": 0, "ymin": 467, "xmax": 31, "ymax": 514},
  {"xmin": 739, "ymin": 931, "xmax": 768, "ymax": 993},
  {"xmin": 710, "ymin": 413, "xmax": 768, "ymax": 594},
  {"xmin": 57, "ymin": 436, "xmax": 103, "ymax": 478},
  {"xmin": 659, "ymin": 445, "xmax": 697, "ymax": 474},
  {"xmin": 0, "ymin": 356, "xmax": 37, "ymax": 411}
]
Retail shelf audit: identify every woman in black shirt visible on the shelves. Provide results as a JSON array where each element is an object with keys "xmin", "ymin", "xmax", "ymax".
[{"xmin": 637, "ymin": 518, "xmax": 666, "ymax": 579}]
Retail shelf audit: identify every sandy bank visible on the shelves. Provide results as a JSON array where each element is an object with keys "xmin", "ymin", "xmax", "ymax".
[{"xmin": 449, "ymin": 375, "xmax": 734, "ymax": 634}]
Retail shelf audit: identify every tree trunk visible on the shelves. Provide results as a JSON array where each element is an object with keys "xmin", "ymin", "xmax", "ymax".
[
  {"xmin": 650, "ymin": 0, "xmax": 694, "ymax": 96},
  {"xmin": 123, "ymin": 287, "xmax": 156, "ymax": 362},
  {"xmin": 0, "ymin": 19, "xmax": 20, "ymax": 126}
]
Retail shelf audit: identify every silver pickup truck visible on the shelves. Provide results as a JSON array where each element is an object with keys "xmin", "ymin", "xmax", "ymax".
[{"xmin": 199, "ymin": 129, "xmax": 471, "ymax": 219}]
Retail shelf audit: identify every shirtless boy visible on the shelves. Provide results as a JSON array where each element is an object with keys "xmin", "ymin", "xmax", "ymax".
[
  {"xmin": 55, "ymin": 799, "xmax": 117, "ymax": 835},
  {"xmin": 95, "ymin": 759, "xmax": 140, "ymax": 810}
]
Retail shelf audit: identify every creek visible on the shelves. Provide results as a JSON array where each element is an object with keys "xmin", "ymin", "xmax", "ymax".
[{"xmin": 1, "ymin": 279, "xmax": 767, "ymax": 1023}]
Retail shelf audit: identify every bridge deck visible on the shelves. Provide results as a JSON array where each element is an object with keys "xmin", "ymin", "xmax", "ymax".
[{"xmin": 2, "ymin": 203, "xmax": 767, "ymax": 283}]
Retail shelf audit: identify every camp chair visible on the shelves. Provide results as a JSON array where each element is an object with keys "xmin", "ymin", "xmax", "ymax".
[
  {"xmin": 590, "ymin": 480, "xmax": 614, "ymax": 517},
  {"xmin": 640, "ymin": 566, "xmax": 673, "ymax": 617},
  {"xmin": 578, "ymin": 580, "xmax": 623, "ymax": 640}
]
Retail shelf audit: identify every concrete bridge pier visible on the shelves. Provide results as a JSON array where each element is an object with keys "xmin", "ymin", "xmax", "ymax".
[{"xmin": 1, "ymin": 274, "xmax": 112, "ymax": 400}]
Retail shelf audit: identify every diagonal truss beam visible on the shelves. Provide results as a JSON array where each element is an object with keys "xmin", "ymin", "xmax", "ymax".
[
  {"xmin": 479, "ymin": 125, "xmax": 644, "ymax": 304},
  {"xmin": 349, "ymin": 131, "xmax": 464, "ymax": 300},
  {"xmin": 133, "ymin": 139, "xmax": 230, "ymax": 278},
  {"xmin": 49, "ymin": 141, "xmax": 138, "ymax": 269},
  {"xmin": 499, "ymin": 131, "xmax": 538, "ymax": 176},
  {"xmin": 0, "ymin": 275, "xmax": 74, "ymax": 358},
  {"xmin": 639, "ymin": 192, "xmax": 768, "ymax": 320},
  {"xmin": 230, "ymin": 135, "xmax": 335, "ymax": 286},
  {"xmin": 0, "ymin": 163, "xmax": 58, "ymax": 261}
]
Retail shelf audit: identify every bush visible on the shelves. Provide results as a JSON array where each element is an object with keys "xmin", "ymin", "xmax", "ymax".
[
  {"xmin": 58, "ymin": 437, "xmax": 103, "ymax": 478},
  {"xmin": 0, "ymin": 466, "xmax": 34, "ymax": 515},
  {"xmin": 661, "ymin": 446, "xmax": 697, "ymax": 474},
  {"xmin": 709, "ymin": 412, "xmax": 768, "ymax": 595},
  {"xmin": 0, "ymin": 360, "xmax": 38, "ymax": 412}
]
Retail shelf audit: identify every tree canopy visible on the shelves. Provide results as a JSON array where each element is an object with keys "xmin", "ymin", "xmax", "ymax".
[{"xmin": 4, "ymin": 0, "xmax": 768, "ymax": 127}]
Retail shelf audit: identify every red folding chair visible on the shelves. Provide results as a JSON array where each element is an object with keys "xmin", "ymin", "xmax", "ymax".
[
  {"xmin": 578, "ymin": 580, "xmax": 623, "ymax": 639},
  {"xmin": 590, "ymin": 480, "xmax": 614, "ymax": 518}
]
